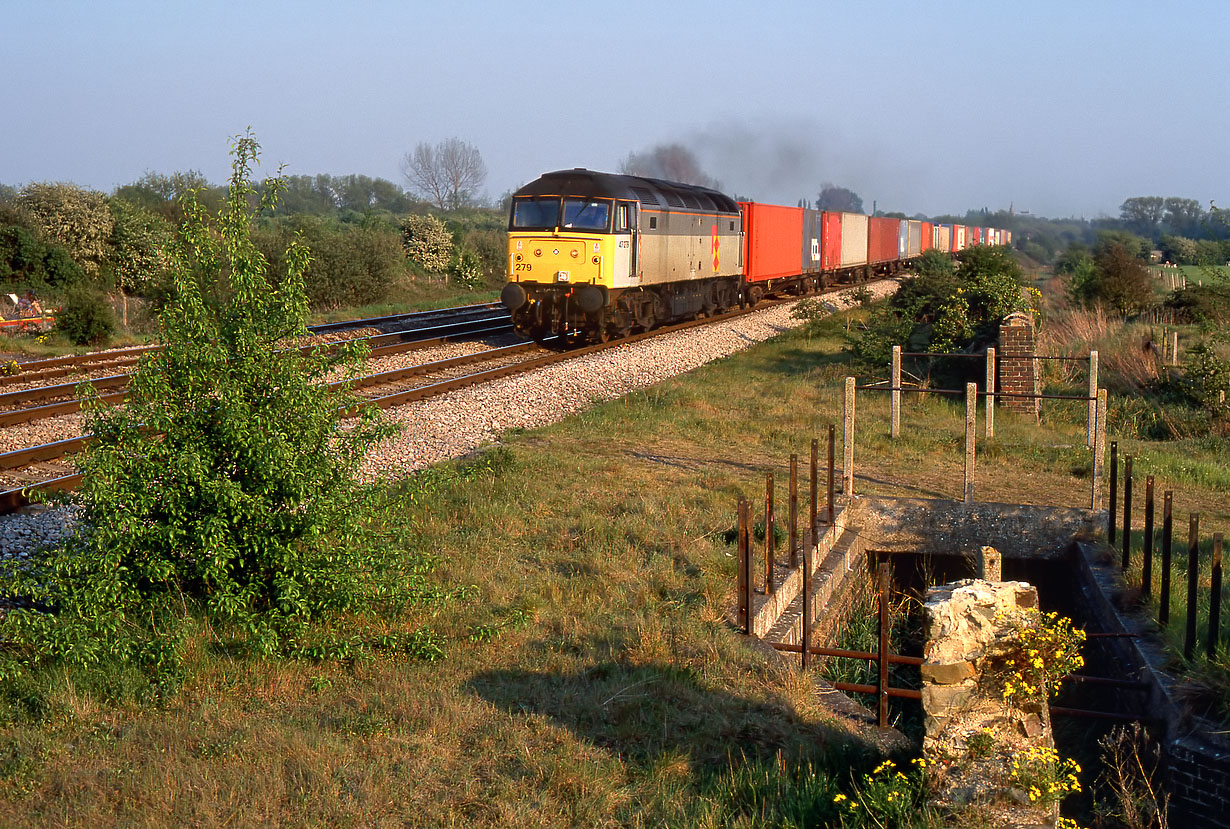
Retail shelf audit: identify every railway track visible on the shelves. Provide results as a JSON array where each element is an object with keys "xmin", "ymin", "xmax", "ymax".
[
  {"xmin": 0, "ymin": 281, "xmax": 878, "ymax": 515},
  {"xmin": 0, "ymin": 301, "xmax": 508, "ymax": 390},
  {"xmin": 0, "ymin": 306, "xmax": 515, "ymax": 426}
]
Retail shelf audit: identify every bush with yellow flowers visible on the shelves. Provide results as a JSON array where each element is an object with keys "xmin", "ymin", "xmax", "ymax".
[
  {"xmin": 994, "ymin": 609, "xmax": 1086, "ymax": 705},
  {"xmin": 1009, "ymin": 744, "xmax": 1082, "ymax": 807},
  {"xmin": 833, "ymin": 758, "xmax": 939, "ymax": 827}
]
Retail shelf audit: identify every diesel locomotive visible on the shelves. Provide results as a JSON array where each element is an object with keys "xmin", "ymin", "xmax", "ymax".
[{"xmin": 501, "ymin": 168, "xmax": 1009, "ymax": 342}]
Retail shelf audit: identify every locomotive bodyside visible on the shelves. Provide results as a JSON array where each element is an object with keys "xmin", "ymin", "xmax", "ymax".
[{"xmin": 502, "ymin": 169, "xmax": 742, "ymax": 341}]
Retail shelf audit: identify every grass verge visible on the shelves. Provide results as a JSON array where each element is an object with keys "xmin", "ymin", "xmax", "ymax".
[{"xmin": 0, "ymin": 307, "xmax": 1223, "ymax": 824}]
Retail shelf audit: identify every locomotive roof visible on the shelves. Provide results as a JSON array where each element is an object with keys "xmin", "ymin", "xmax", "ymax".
[{"xmin": 515, "ymin": 169, "xmax": 740, "ymax": 214}]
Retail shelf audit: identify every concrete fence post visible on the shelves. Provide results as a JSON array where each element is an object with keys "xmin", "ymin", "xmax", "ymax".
[
  {"xmin": 964, "ymin": 382, "xmax": 976, "ymax": 504},
  {"xmin": 1092, "ymin": 388, "xmax": 1107, "ymax": 510},
  {"xmin": 890, "ymin": 345, "xmax": 901, "ymax": 439},
  {"xmin": 1087, "ymin": 350, "xmax": 1099, "ymax": 448},
  {"xmin": 985, "ymin": 346, "xmax": 995, "ymax": 439},
  {"xmin": 843, "ymin": 376, "xmax": 855, "ymax": 498}
]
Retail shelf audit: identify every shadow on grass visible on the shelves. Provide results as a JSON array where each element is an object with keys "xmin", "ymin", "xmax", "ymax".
[{"xmin": 464, "ymin": 660, "xmax": 870, "ymax": 776}]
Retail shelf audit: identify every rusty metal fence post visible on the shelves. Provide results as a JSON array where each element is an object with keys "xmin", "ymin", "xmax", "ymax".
[
  {"xmin": 809, "ymin": 438, "xmax": 818, "ymax": 537},
  {"xmin": 1122, "ymin": 455, "xmax": 1133, "ymax": 571},
  {"xmin": 1161, "ymin": 491, "xmax": 1173, "ymax": 626},
  {"xmin": 802, "ymin": 542, "xmax": 813, "ymax": 671},
  {"xmin": 789, "ymin": 454, "xmax": 798, "ymax": 569},
  {"xmin": 877, "ymin": 561, "xmax": 891, "ymax": 728},
  {"xmin": 765, "ymin": 474, "xmax": 775, "ymax": 595},
  {"xmin": 737, "ymin": 498, "xmax": 749, "ymax": 633},
  {"xmin": 827, "ymin": 424, "xmax": 836, "ymax": 525},
  {"xmin": 1143, "ymin": 476, "xmax": 1155, "ymax": 598},
  {"xmin": 1185, "ymin": 514, "xmax": 1200, "ymax": 660},
  {"xmin": 1109, "ymin": 441, "xmax": 1118, "ymax": 544},
  {"xmin": 1211, "ymin": 534, "xmax": 1223, "ymax": 660}
]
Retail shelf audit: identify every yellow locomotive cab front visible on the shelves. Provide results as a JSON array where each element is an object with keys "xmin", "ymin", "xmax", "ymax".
[{"xmin": 508, "ymin": 233, "xmax": 607, "ymax": 289}]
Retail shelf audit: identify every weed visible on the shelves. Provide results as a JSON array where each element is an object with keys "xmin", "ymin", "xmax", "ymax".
[{"xmin": 1008, "ymin": 744, "xmax": 1082, "ymax": 807}]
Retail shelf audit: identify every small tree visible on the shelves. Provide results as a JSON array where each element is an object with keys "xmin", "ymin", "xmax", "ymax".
[
  {"xmin": 400, "ymin": 138, "xmax": 487, "ymax": 210},
  {"xmin": 817, "ymin": 184, "xmax": 864, "ymax": 214},
  {"xmin": 1068, "ymin": 243, "xmax": 1154, "ymax": 316},
  {"xmin": 0, "ymin": 134, "xmax": 396, "ymax": 690}
]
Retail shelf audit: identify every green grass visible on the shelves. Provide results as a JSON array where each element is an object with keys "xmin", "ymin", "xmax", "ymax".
[
  {"xmin": 0, "ymin": 305, "xmax": 1223, "ymax": 823},
  {"xmin": 1169, "ymin": 264, "xmax": 1230, "ymax": 288}
]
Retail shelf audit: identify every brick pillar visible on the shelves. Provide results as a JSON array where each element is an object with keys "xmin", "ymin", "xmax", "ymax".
[{"xmin": 998, "ymin": 311, "xmax": 1040, "ymax": 419}]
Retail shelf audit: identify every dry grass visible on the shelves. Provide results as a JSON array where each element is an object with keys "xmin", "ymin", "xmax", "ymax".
[{"xmin": 0, "ymin": 308, "xmax": 1224, "ymax": 825}]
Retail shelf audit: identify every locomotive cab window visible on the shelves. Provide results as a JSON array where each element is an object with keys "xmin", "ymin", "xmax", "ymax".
[
  {"xmin": 511, "ymin": 196, "xmax": 560, "ymax": 230},
  {"xmin": 615, "ymin": 202, "xmax": 634, "ymax": 233},
  {"xmin": 562, "ymin": 199, "xmax": 610, "ymax": 231}
]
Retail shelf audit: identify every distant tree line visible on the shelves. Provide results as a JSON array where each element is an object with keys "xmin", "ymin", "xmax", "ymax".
[{"xmin": 0, "ymin": 138, "xmax": 508, "ymax": 343}]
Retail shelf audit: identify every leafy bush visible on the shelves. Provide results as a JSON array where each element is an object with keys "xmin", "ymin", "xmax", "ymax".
[
  {"xmin": 108, "ymin": 197, "xmax": 172, "ymax": 296},
  {"xmin": 0, "ymin": 135, "xmax": 397, "ymax": 694},
  {"xmin": 1063, "ymin": 240, "xmax": 1154, "ymax": 315},
  {"xmin": 1164, "ymin": 281, "xmax": 1230, "ymax": 327},
  {"xmin": 400, "ymin": 213, "xmax": 453, "ymax": 273},
  {"xmin": 54, "ymin": 284, "xmax": 115, "ymax": 344},
  {"xmin": 849, "ymin": 246, "xmax": 1029, "ymax": 367},
  {"xmin": 17, "ymin": 182, "xmax": 114, "ymax": 282},
  {"xmin": 260, "ymin": 217, "xmax": 406, "ymax": 309},
  {"xmin": 0, "ymin": 224, "xmax": 85, "ymax": 290},
  {"xmin": 1177, "ymin": 340, "xmax": 1229, "ymax": 411}
]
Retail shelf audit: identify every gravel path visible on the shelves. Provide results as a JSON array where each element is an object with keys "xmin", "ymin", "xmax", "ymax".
[
  {"xmin": 0, "ymin": 281, "xmax": 897, "ymax": 561},
  {"xmin": 358, "ymin": 281, "xmax": 896, "ymax": 479}
]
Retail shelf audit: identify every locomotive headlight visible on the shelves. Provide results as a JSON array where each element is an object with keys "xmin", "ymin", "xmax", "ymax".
[
  {"xmin": 534, "ymin": 248, "xmax": 542, "ymax": 257},
  {"xmin": 514, "ymin": 253, "xmax": 523, "ymax": 262},
  {"xmin": 570, "ymin": 249, "xmax": 579, "ymax": 258},
  {"xmin": 592, "ymin": 256, "xmax": 601, "ymax": 265}
]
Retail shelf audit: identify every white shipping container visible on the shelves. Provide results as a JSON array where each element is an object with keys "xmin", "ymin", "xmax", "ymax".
[
  {"xmin": 840, "ymin": 212, "xmax": 868, "ymax": 267},
  {"xmin": 907, "ymin": 221, "xmax": 922, "ymax": 257},
  {"xmin": 934, "ymin": 224, "xmax": 951, "ymax": 252}
]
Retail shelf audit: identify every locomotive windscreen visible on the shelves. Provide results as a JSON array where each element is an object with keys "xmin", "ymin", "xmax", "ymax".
[{"xmin": 511, "ymin": 197, "xmax": 560, "ymax": 229}]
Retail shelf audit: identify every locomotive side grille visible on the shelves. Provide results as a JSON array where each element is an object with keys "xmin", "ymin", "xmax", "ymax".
[
  {"xmin": 663, "ymin": 192, "xmax": 686, "ymax": 208},
  {"xmin": 630, "ymin": 186, "xmax": 659, "ymax": 204}
]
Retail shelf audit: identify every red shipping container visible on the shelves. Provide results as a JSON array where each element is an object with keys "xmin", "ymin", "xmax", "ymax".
[
  {"xmin": 866, "ymin": 216, "xmax": 899, "ymax": 265},
  {"xmin": 740, "ymin": 202, "xmax": 805, "ymax": 283},
  {"xmin": 821, "ymin": 211, "xmax": 843, "ymax": 270},
  {"xmin": 920, "ymin": 222, "xmax": 933, "ymax": 253}
]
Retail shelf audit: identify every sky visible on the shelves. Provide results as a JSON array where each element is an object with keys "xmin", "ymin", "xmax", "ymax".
[{"xmin": 3, "ymin": 0, "xmax": 1228, "ymax": 220}]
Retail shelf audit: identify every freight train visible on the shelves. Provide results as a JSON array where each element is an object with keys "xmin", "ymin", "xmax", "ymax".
[{"xmin": 500, "ymin": 168, "xmax": 1010, "ymax": 342}]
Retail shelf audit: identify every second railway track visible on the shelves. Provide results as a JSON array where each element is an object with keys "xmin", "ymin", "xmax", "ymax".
[{"xmin": 0, "ymin": 281, "xmax": 894, "ymax": 514}]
